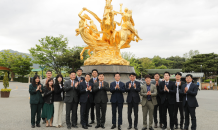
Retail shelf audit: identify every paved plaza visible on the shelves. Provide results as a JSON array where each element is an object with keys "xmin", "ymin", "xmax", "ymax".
[{"xmin": 0, "ymin": 82, "xmax": 218, "ymax": 130}]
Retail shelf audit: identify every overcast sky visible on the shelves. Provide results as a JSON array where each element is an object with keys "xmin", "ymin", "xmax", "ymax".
[{"xmin": 0, "ymin": 0, "xmax": 218, "ymax": 58}]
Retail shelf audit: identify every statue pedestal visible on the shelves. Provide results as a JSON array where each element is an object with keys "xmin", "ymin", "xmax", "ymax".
[{"xmin": 81, "ymin": 65, "xmax": 135, "ymax": 83}]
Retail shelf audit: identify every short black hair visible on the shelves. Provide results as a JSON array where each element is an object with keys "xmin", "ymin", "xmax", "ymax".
[
  {"xmin": 154, "ymin": 73, "xmax": 160, "ymax": 76},
  {"xmin": 164, "ymin": 71, "xmax": 170, "ymax": 76},
  {"xmin": 76, "ymin": 68, "xmax": 83, "ymax": 72},
  {"xmin": 46, "ymin": 70, "xmax": 52, "ymax": 74},
  {"xmin": 92, "ymin": 69, "xmax": 98, "ymax": 73},
  {"xmin": 69, "ymin": 71, "xmax": 76, "ymax": 75},
  {"xmin": 186, "ymin": 74, "xmax": 193, "ymax": 79},
  {"xmin": 175, "ymin": 72, "xmax": 182, "ymax": 76},
  {"xmin": 129, "ymin": 73, "xmax": 136, "ymax": 76},
  {"xmin": 144, "ymin": 75, "xmax": 151, "ymax": 79},
  {"xmin": 98, "ymin": 73, "xmax": 104, "ymax": 76},
  {"xmin": 85, "ymin": 73, "xmax": 91, "ymax": 77},
  {"xmin": 114, "ymin": 72, "xmax": 121, "ymax": 77}
]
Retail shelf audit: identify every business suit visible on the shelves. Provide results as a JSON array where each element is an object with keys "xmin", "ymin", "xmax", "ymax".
[
  {"xmin": 29, "ymin": 83, "xmax": 44, "ymax": 126},
  {"xmin": 75, "ymin": 76, "xmax": 85, "ymax": 124},
  {"xmin": 151, "ymin": 80, "xmax": 163, "ymax": 126},
  {"xmin": 159, "ymin": 80, "xmax": 176, "ymax": 129},
  {"xmin": 180, "ymin": 83, "xmax": 198, "ymax": 130},
  {"xmin": 89, "ymin": 77, "xmax": 99, "ymax": 122},
  {"xmin": 140, "ymin": 83, "xmax": 157, "ymax": 128},
  {"xmin": 63, "ymin": 80, "xmax": 80, "ymax": 127},
  {"xmin": 110, "ymin": 81, "xmax": 126, "ymax": 126},
  {"xmin": 93, "ymin": 81, "xmax": 110, "ymax": 126},
  {"xmin": 126, "ymin": 81, "xmax": 141, "ymax": 128},
  {"xmin": 174, "ymin": 81, "xmax": 185, "ymax": 128},
  {"xmin": 80, "ymin": 81, "xmax": 93, "ymax": 126}
]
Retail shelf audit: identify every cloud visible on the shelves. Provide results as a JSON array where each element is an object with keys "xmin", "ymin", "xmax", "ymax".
[{"xmin": 0, "ymin": 0, "xmax": 218, "ymax": 59}]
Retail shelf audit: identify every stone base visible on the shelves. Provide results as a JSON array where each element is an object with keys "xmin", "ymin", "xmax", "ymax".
[{"xmin": 81, "ymin": 65, "xmax": 135, "ymax": 83}]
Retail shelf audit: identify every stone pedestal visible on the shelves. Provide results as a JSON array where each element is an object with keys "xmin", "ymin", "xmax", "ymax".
[{"xmin": 81, "ymin": 65, "xmax": 135, "ymax": 83}]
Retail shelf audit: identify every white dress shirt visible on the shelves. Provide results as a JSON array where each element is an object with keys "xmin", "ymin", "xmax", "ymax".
[
  {"xmin": 186, "ymin": 82, "xmax": 192, "ymax": 101},
  {"xmin": 176, "ymin": 82, "xmax": 180, "ymax": 102}
]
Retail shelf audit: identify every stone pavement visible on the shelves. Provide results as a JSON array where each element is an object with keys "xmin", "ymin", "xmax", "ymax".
[{"xmin": 0, "ymin": 82, "xmax": 218, "ymax": 130}]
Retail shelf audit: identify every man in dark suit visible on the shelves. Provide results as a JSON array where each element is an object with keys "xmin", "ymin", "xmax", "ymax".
[
  {"xmin": 151, "ymin": 73, "xmax": 163, "ymax": 128},
  {"xmin": 110, "ymin": 72, "xmax": 126, "ymax": 130},
  {"xmin": 180, "ymin": 74, "xmax": 198, "ymax": 130},
  {"xmin": 174, "ymin": 72, "xmax": 185, "ymax": 129},
  {"xmin": 63, "ymin": 71, "xmax": 80, "ymax": 129},
  {"xmin": 80, "ymin": 73, "xmax": 93, "ymax": 129},
  {"xmin": 89, "ymin": 69, "xmax": 99, "ymax": 124},
  {"xmin": 159, "ymin": 72, "xmax": 176, "ymax": 130},
  {"xmin": 126, "ymin": 73, "xmax": 141, "ymax": 130},
  {"xmin": 75, "ymin": 68, "xmax": 85, "ymax": 124},
  {"xmin": 93, "ymin": 73, "xmax": 110, "ymax": 129}
]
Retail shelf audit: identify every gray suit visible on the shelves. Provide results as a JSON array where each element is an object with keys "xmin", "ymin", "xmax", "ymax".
[
  {"xmin": 140, "ymin": 83, "xmax": 157, "ymax": 128},
  {"xmin": 63, "ymin": 80, "xmax": 79, "ymax": 127}
]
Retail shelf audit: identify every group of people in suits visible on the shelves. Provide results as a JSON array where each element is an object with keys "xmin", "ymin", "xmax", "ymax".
[
  {"xmin": 145, "ymin": 72, "xmax": 199, "ymax": 130},
  {"xmin": 29, "ymin": 69, "xmax": 199, "ymax": 130}
]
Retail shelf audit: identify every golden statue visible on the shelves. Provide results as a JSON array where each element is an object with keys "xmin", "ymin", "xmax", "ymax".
[{"xmin": 76, "ymin": 0, "xmax": 142, "ymax": 65}]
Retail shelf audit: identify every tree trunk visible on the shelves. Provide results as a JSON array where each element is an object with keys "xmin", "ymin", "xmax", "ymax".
[{"xmin": 10, "ymin": 72, "xmax": 14, "ymax": 81}]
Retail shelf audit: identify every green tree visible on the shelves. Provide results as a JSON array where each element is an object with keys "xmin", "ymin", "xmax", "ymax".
[
  {"xmin": 183, "ymin": 50, "xmax": 199, "ymax": 61},
  {"xmin": 29, "ymin": 35, "xmax": 68, "ymax": 74},
  {"xmin": 3, "ymin": 72, "xmax": 9, "ymax": 89},
  {"xmin": 139, "ymin": 57, "xmax": 155, "ymax": 69},
  {"xmin": 57, "ymin": 46, "xmax": 89, "ymax": 72},
  {"xmin": 121, "ymin": 52, "xmax": 135, "ymax": 61},
  {"xmin": 182, "ymin": 53, "xmax": 218, "ymax": 78},
  {"xmin": 0, "ymin": 50, "xmax": 33, "ymax": 78},
  {"xmin": 166, "ymin": 56, "xmax": 185, "ymax": 69}
]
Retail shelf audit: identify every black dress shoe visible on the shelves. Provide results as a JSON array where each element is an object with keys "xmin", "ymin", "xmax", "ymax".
[
  {"xmin": 118, "ymin": 125, "xmax": 121, "ymax": 130},
  {"xmin": 86, "ymin": 124, "xmax": 92, "ymax": 127},
  {"xmin": 89, "ymin": 120, "xmax": 94, "ymax": 124},
  {"xmin": 36, "ymin": 124, "xmax": 40, "ymax": 127},
  {"xmin": 67, "ymin": 126, "xmax": 71, "ymax": 129},
  {"xmin": 31, "ymin": 125, "xmax": 35, "ymax": 128},
  {"xmin": 128, "ymin": 126, "xmax": 132, "ymax": 129},
  {"xmin": 149, "ymin": 127, "xmax": 154, "ymax": 130},
  {"xmin": 175, "ymin": 125, "xmax": 178, "ymax": 129},
  {"xmin": 170, "ymin": 128, "xmax": 174, "ymax": 130},
  {"xmin": 142, "ymin": 127, "xmax": 147, "ymax": 130},
  {"xmin": 111, "ymin": 125, "xmax": 116, "ymax": 129},
  {"xmin": 72, "ymin": 124, "xmax": 78, "ymax": 128},
  {"xmin": 160, "ymin": 124, "xmax": 163, "ymax": 128},
  {"xmin": 95, "ymin": 124, "xmax": 101, "ymax": 128},
  {"xmin": 101, "ymin": 124, "xmax": 105, "ymax": 129},
  {"xmin": 180, "ymin": 126, "xmax": 183, "ymax": 129},
  {"xmin": 134, "ymin": 127, "xmax": 138, "ymax": 130},
  {"xmin": 82, "ymin": 125, "xmax": 88, "ymax": 129}
]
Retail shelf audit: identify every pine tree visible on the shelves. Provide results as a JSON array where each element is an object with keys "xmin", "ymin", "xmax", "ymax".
[{"xmin": 3, "ymin": 72, "xmax": 9, "ymax": 89}]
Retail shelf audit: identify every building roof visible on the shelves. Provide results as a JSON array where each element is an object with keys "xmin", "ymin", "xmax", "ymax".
[
  {"xmin": 32, "ymin": 69, "xmax": 41, "ymax": 72},
  {"xmin": 146, "ymin": 69, "xmax": 182, "ymax": 74},
  {"xmin": 181, "ymin": 73, "xmax": 204, "ymax": 78}
]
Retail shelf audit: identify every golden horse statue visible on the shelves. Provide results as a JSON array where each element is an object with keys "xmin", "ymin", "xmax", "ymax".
[{"xmin": 76, "ymin": 0, "xmax": 142, "ymax": 65}]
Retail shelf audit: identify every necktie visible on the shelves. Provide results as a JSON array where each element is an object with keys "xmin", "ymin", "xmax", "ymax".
[
  {"xmin": 78, "ymin": 77, "xmax": 80, "ymax": 81},
  {"xmin": 87, "ymin": 82, "xmax": 89, "ymax": 97},
  {"xmin": 101, "ymin": 82, "xmax": 102, "ymax": 88}
]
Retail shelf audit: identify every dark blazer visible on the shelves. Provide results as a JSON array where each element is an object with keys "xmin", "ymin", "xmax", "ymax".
[
  {"xmin": 44, "ymin": 87, "xmax": 54, "ymax": 104},
  {"xmin": 180, "ymin": 83, "xmax": 199, "ymax": 107},
  {"xmin": 89, "ymin": 77, "xmax": 99, "ymax": 84},
  {"xmin": 75, "ymin": 76, "xmax": 85, "ymax": 82},
  {"xmin": 159, "ymin": 81, "xmax": 176, "ymax": 105},
  {"xmin": 79, "ymin": 81, "xmax": 93, "ymax": 103},
  {"xmin": 29, "ymin": 83, "xmax": 44, "ymax": 104},
  {"xmin": 93, "ymin": 81, "xmax": 110, "ymax": 103},
  {"xmin": 63, "ymin": 80, "xmax": 80, "ymax": 103},
  {"xmin": 174, "ymin": 81, "xmax": 186, "ymax": 102},
  {"xmin": 54, "ymin": 84, "xmax": 64, "ymax": 101},
  {"xmin": 110, "ymin": 81, "xmax": 126, "ymax": 103},
  {"xmin": 125, "ymin": 81, "xmax": 141, "ymax": 103}
]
